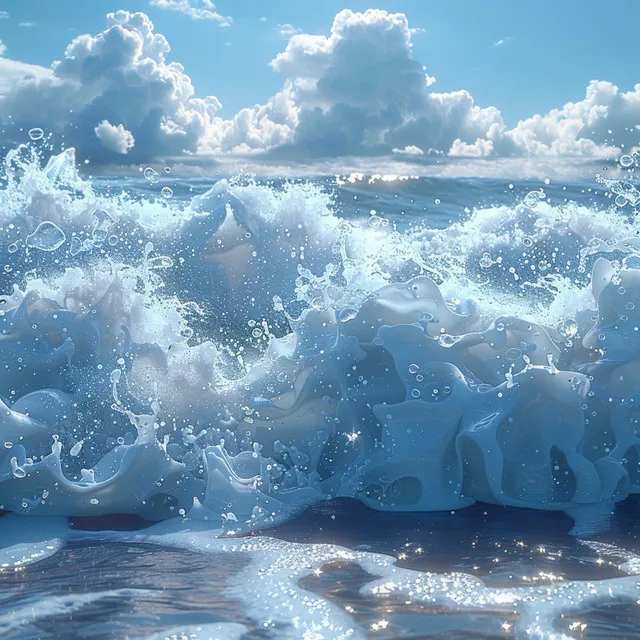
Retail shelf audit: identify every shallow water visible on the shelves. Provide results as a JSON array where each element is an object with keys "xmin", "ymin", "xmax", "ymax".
[{"xmin": 1, "ymin": 497, "xmax": 639, "ymax": 639}]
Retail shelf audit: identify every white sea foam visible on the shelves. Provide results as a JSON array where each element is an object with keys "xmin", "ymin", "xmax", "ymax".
[
  {"xmin": 0, "ymin": 144, "xmax": 639, "ymax": 537},
  {"xmin": 3, "ymin": 515, "xmax": 640, "ymax": 639}
]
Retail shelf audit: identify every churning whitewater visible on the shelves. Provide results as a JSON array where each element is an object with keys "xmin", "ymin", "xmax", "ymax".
[{"xmin": 0, "ymin": 141, "xmax": 640, "ymax": 541}]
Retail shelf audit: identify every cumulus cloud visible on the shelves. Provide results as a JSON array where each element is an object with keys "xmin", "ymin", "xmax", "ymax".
[
  {"xmin": 0, "ymin": 11, "xmax": 8, "ymax": 20},
  {"xmin": 94, "ymin": 120, "xmax": 135, "ymax": 154},
  {"xmin": 0, "ymin": 41, "xmax": 5, "ymax": 57},
  {"xmin": 0, "ymin": 8, "xmax": 635, "ymax": 164},
  {"xmin": 258, "ymin": 9, "xmax": 504, "ymax": 158},
  {"xmin": 0, "ymin": 11, "xmax": 223, "ymax": 161},
  {"xmin": 506, "ymin": 80, "xmax": 636, "ymax": 157},
  {"xmin": 149, "ymin": 0, "xmax": 231, "ymax": 25}
]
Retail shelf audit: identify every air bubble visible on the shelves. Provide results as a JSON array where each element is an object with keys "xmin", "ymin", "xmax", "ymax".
[
  {"xmin": 144, "ymin": 167, "xmax": 160, "ymax": 184},
  {"xmin": 620, "ymin": 154, "xmax": 634, "ymax": 168},
  {"xmin": 479, "ymin": 253, "xmax": 493, "ymax": 269}
]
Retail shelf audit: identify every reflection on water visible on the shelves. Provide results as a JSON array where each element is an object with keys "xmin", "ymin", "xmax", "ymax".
[
  {"xmin": 1, "ymin": 497, "xmax": 640, "ymax": 638},
  {"xmin": 0, "ymin": 541, "xmax": 257, "ymax": 640}
]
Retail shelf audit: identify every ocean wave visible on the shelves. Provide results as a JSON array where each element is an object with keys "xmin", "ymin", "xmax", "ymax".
[{"xmin": 0, "ymin": 143, "xmax": 639, "ymax": 536}]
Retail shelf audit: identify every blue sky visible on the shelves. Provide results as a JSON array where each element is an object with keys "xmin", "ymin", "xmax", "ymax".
[
  {"xmin": 0, "ymin": 1, "xmax": 636, "ymax": 166},
  {"xmin": 1, "ymin": 0, "xmax": 636, "ymax": 124}
]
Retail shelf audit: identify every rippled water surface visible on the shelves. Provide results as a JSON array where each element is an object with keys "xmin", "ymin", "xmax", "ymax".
[{"xmin": 1, "ymin": 497, "xmax": 640, "ymax": 639}]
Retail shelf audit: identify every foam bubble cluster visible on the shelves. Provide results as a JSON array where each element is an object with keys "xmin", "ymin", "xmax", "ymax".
[{"xmin": 1, "ymin": 144, "xmax": 640, "ymax": 535}]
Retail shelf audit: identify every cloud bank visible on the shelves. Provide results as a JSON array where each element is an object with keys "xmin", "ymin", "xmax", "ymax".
[{"xmin": 0, "ymin": 8, "xmax": 636, "ymax": 164}]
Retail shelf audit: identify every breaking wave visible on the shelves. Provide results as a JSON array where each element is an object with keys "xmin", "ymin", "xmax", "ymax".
[{"xmin": 1, "ymin": 142, "xmax": 640, "ymax": 537}]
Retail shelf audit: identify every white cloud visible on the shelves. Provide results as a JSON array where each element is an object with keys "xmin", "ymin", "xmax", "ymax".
[
  {"xmin": 0, "ymin": 11, "xmax": 8, "ymax": 20},
  {"xmin": 493, "ymin": 37, "xmax": 513, "ymax": 48},
  {"xmin": 263, "ymin": 9, "xmax": 505, "ymax": 158},
  {"xmin": 277, "ymin": 24, "xmax": 302, "ymax": 39},
  {"xmin": 393, "ymin": 145, "xmax": 424, "ymax": 156},
  {"xmin": 19, "ymin": 22, "xmax": 37, "ymax": 28},
  {"xmin": 0, "ymin": 11, "xmax": 223, "ymax": 161},
  {"xmin": 149, "ymin": 0, "xmax": 231, "ymax": 25},
  {"xmin": 0, "ymin": 41, "xmax": 5, "ymax": 57},
  {"xmin": 0, "ymin": 57, "xmax": 52, "ymax": 96},
  {"xmin": 94, "ymin": 120, "xmax": 135, "ymax": 154},
  {"xmin": 0, "ymin": 8, "xmax": 635, "ymax": 164},
  {"xmin": 506, "ymin": 80, "xmax": 635, "ymax": 156}
]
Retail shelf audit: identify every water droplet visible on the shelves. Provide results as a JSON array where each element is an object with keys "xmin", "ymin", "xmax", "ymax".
[
  {"xmin": 70, "ymin": 440, "xmax": 84, "ymax": 457},
  {"xmin": 7, "ymin": 243, "xmax": 18, "ymax": 254},
  {"xmin": 148, "ymin": 256, "xmax": 173, "ymax": 269},
  {"xmin": 408, "ymin": 363, "xmax": 420, "ymax": 374},
  {"xmin": 252, "ymin": 327, "xmax": 263, "ymax": 338},
  {"xmin": 161, "ymin": 186, "xmax": 174, "ymax": 199},
  {"xmin": 524, "ymin": 190, "xmax": 543, "ymax": 208},
  {"xmin": 411, "ymin": 389, "xmax": 421, "ymax": 398},
  {"xmin": 10, "ymin": 457, "xmax": 26, "ymax": 479},
  {"xmin": 272, "ymin": 295, "xmax": 284, "ymax": 312},
  {"xmin": 90, "ymin": 498, "xmax": 99, "ymax": 505},
  {"xmin": 26, "ymin": 221, "xmax": 66, "ymax": 251},
  {"xmin": 339, "ymin": 308, "xmax": 358, "ymax": 323},
  {"xmin": 69, "ymin": 236, "xmax": 83, "ymax": 256},
  {"xmin": 28, "ymin": 127, "xmax": 44, "ymax": 141}
]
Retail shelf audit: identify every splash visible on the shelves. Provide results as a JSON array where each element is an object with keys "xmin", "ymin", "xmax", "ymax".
[{"xmin": 1, "ymin": 144, "xmax": 640, "ymax": 536}]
